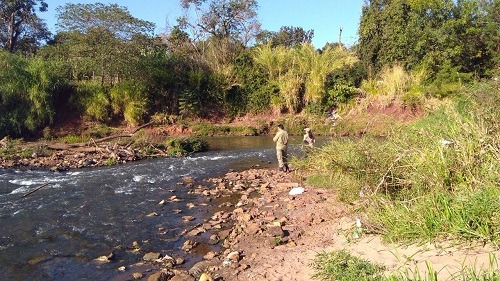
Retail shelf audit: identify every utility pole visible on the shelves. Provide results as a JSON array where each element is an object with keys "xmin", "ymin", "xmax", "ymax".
[{"xmin": 339, "ymin": 27, "xmax": 343, "ymax": 45}]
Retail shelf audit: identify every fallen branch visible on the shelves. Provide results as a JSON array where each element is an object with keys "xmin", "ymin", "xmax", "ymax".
[
  {"xmin": 20, "ymin": 182, "xmax": 50, "ymax": 198},
  {"xmin": 131, "ymin": 121, "xmax": 155, "ymax": 134},
  {"xmin": 89, "ymin": 134, "xmax": 134, "ymax": 144},
  {"xmin": 46, "ymin": 123, "xmax": 157, "ymax": 151},
  {"xmin": 373, "ymin": 150, "xmax": 409, "ymax": 195}
]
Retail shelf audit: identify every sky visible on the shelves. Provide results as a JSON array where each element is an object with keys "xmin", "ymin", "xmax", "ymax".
[{"xmin": 40, "ymin": 0, "xmax": 365, "ymax": 48}]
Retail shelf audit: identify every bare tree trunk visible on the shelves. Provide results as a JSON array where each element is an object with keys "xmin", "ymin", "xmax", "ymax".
[{"xmin": 7, "ymin": 12, "xmax": 16, "ymax": 52}]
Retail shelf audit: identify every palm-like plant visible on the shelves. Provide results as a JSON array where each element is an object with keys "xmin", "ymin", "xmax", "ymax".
[{"xmin": 254, "ymin": 43, "xmax": 358, "ymax": 113}]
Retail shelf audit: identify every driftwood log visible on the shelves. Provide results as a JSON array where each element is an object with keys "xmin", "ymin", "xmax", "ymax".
[
  {"xmin": 20, "ymin": 182, "xmax": 50, "ymax": 198},
  {"xmin": 47, "ymin": 122, "xmax": 155, "ymax": 151}
]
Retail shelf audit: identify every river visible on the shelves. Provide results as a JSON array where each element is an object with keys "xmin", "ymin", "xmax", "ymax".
[{"xmin": 0, "ymin": 136, "xmax": 314, "ymax": 280}]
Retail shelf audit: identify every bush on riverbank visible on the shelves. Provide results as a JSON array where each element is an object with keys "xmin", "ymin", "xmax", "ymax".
[
  {"xmin": 295, "ymin": 79, "xmax": 499, "ymax": 246},
  {"xmin": 312, "ymin": 250, "xmax": 499, "ymax": 281},
  {"xmin": 165, "ymin": 136, "xmax": 209, "ymax": 156},
  {"xmin": 312, "ymin": 250, "xmax": 385, "ymax": 281}
]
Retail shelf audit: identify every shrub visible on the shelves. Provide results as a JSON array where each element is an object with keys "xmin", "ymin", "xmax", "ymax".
[
  {"xmin": 428, "ymin": 61, "xmax": 473, "ymax": 98},
  {"xmin": 110, "ymin": 80, "xmax": 149, "ymax": 126},
  {"xmin": 86, "ymin": 124, "xmax": 112, "ymax": 138},
  {"xmin": 58, "ymin": 134, "xmax": 91, "ymax": 144},
  {"xmin": 312, "ymin": 250, "xmax": 385, "ymax": 281},
  {"xmin": 165, "ymin": 136, "xmax": 209, "ymax": 156},
  {"xmin": 71, "ymin": 81, "xmax": 110, "ymax": 122}
]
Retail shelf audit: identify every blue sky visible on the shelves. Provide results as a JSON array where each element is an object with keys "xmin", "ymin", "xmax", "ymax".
[{"xmin": 40, "ymin": 0, "xmax": 364, "ymax": 48}]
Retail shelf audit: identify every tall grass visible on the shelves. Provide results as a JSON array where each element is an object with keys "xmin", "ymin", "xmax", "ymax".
[
  {"xmin": 71, "ymin": 81, "xmax": 110, "ymax": 122},
  {"xmin": 110, "ymin": 80, "xmax": 149, "ymax": 126},
  {"xmin": 295, "ymin": 79, "xmax": 499, "ymax": 246},
  {"xmin": 0, "ymin": 51, "xmax": 67, "ymax": 137},
  {"xmin": 253, "ymin": 43, "xmax": 357, "ymax": 113},
  {"xmin": 361, "ymin": 65, "xmax": 427, "ymax": 108}
]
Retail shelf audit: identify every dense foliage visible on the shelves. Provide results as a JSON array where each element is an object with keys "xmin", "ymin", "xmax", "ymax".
[
  {"xmin": 358, "ymin": 0, "xmax": 499, "ymax": 80},
  {"xmin": 0, "ymin": 0, "xmax": 497, "ymax": 139}
]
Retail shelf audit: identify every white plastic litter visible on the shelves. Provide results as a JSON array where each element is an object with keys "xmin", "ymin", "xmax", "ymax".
[
  {"xmin": 289, "ymin": 186, "xmax": 305, "ymax": 195},
  {"xmin": 356, "ymin": 218, "xmax": 362, "ymax": 228},
  {"xmin": 439, "ymin": 139, "xmax": 453, "ymax": 146}
]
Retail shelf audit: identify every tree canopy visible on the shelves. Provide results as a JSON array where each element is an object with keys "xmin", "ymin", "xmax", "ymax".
[
  {"xmin": 56, "ymin": 3, "xmax": 155, "ymax": 40},
  {"xmin": 257, "ymin": 26, "xmax": 315, "ymax": 48},
  {"xmin": 178, "ymin": 0, "xmax": 260, "ymax": 45},
  {"xmin": 0, "ymin": 0, "xmax": 498, "ymax": 138},
  {"xmin": 49, "ymin": 3, "xmax": 156, "ymax": 85},
  {"xmin": 357, "ymin": 0, "xmax": 499, "ymax": 78},
  {"xmin": 0, "ymin": 0, "xmax": 50, "ymax": 53}
]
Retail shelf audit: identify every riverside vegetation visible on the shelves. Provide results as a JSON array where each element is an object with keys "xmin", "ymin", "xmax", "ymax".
[
  {"xmin": 1, "ymin": 0, "xmax": 499, "ymax": 280},
  {"xmin": 297, "ymin": 78, "xmax": 499, "ymax": 280}
]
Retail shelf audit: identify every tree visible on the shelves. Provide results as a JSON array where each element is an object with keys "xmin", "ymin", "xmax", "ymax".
[
  {"xmin": 257, "ymin": 26, "xmax": 314, "ymax": 48},
  {"xmin": 357, "ymin": 0, "xmax": 498, "ymax": 79},
  {"xmin": 44, "ymin": 3, "xmax": 158, "ymax": 124},
  {"xmin": 53, "ymin": 3, "xmax": 156, "ymax": 85},
  {"xmin": 0, "ymin": 0, "xmax": 50, "ymax": 53},
  {"xmin": 56, "ymin": 3, "xmax": 154, "ymax": 40},
  {"xmin": 179, "ymin": 0, "xmax": 260, "ymax": 45}
]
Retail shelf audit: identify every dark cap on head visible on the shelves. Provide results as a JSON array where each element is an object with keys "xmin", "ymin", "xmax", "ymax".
[{"xmin": 277, "ymin": 124, "xmax": 284, "ymax": 129}]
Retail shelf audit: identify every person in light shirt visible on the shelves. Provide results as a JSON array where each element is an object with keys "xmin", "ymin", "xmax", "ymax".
[{"xmin": 273, "ymin": 124, "xmax": 289, "ymax": 172}]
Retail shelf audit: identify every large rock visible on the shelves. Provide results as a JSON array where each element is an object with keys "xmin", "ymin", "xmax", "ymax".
[
  {"xmin": 266, "ymin": 225, "xmax": 284, "ymax": 238},
  {"xmin": 244, "ymin": 222, "xmax": 261, "ymax": 235},
  {"xmin": 226, "ymin": 251, "xmax": 240, "ymax": 262},
  {"xmin": 218, "ymin": 229, "xmax": 231, "ymax": 240},
  {"xmin": 188, "ymin": 260, "xmax": 216, "ymax": 278},
  {"xmin": 147, "ymin": 271, "xmax": 172, "ymax": 281},
  {"xmin": 143, "ymin": 252, "xmax": 162, "ymax": 261},
  {"xmin": 170, "ymin": 270, "xmax": 192, "ymax": 281}
]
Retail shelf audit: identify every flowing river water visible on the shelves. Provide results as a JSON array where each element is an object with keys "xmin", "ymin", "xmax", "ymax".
[{"xmin": 0, "ymin": 136, "xmax": 314, "ymax": 280}]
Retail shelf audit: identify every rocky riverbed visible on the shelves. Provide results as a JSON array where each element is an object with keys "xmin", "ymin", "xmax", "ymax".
[
  {"xmin": 2, "ymin": 140, "xmax": 496, "ymax": 280},
  {"xmin": 0, "ymin": 134, "xmax": 180, "ymax": 171},
  {"xmin": 95, "ymin": 167, "xmax": 340, "ymax": 281},
  {"xmin": 106, "ymin": 167, "xmax": 497, "ymax": 281},
  {"xmin": 0, "ymin": 145, "xmax": 147, "ymax": 171}
]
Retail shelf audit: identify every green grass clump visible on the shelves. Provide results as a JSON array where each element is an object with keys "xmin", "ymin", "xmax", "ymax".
[
  {"xmin": 312, "ymin": 250, "xmax": 385, "ymax": 281},
  {"xmin": 57, "ymin": 134, "xmax": 91, "ymax": 144},
  {"xmin": 294, "ymin": 136, "xmax": 393, "ymax": 201},
  {"xmin": 86, "ymin": 124, "xmax": 112, "ymax": 138},
  {"xmin": 461, "ymin": 253, "xmax": 500, "ymax": 281},
  {"xmin": 372, "ymin": 187, "xmax": 499, "ymax": 244},
  {"xmin": 313, "ymin": 251, "xmax": 498, "ymax": 281},
  {"xmin": 165, "ymin": 136, "xmax": 209, "ymax": 156}
]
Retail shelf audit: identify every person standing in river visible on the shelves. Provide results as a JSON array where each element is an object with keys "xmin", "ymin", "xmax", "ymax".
[
  {"xmin": 303, "ymin": 127, "xmax": 316, "ymax": 148},
  {"xmin": 273, "ymin": 124, "xmax": 289, "ymax": 172}
]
